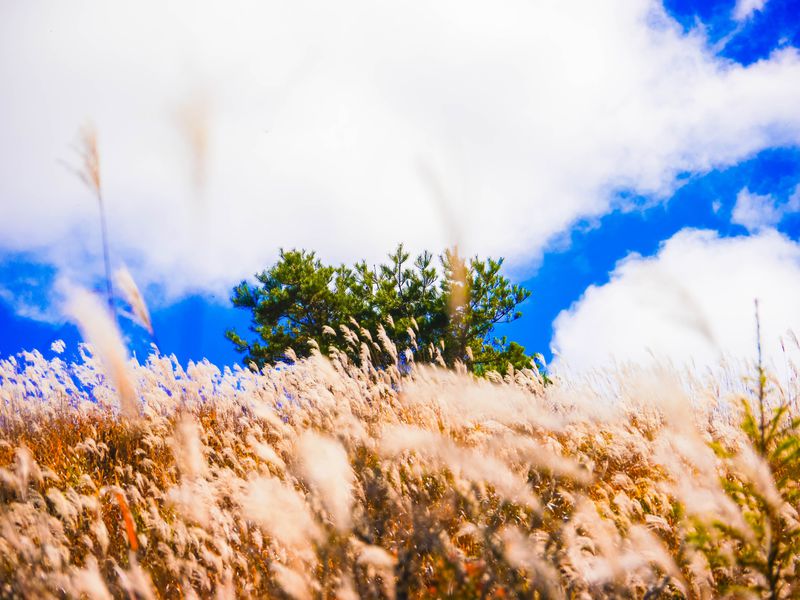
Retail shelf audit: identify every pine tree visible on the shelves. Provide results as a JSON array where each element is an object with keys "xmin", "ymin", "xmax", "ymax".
[{"xmin": 226, "ymin": 244, "xmax": 542, "ymax": 378}]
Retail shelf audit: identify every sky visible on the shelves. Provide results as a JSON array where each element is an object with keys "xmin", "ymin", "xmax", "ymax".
[{"xmin": 1, "ymin": 0, "xmax": 800, "ymax": 375}]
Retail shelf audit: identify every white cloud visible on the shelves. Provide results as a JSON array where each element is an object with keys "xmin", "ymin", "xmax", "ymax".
[
  {"xmin": 0, "ymin": 287, "xmax": 53, "ymax": 322},
  {"xmin": 731, "ymin": 188, "xmax": 783, "ymax": 232},
  {"xmin": 551, "ymin": 229, "xmax": 800, "ymax": 374},
  {"xmin": 731, "ymin": 185, "xmax": 800, "ymax": 232},
  {"xmin": 1, "ymin": 1, "xmax": 800, "ymax": 306},
  {"xmin": 790, "ymin": 184, "xmax": 800, "ymax": 210},
  {"xmin": 733, "ymin": 0, "xmax": 768, "ymax": 21}
]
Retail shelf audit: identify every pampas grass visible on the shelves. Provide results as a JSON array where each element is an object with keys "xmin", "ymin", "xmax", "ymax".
[
  {"xmin": 65, "ymin": 125, "xmax": 116, "ymax": 316},
  {"xmin": 115, "ymin": 267, "xmax": 153, "ymax": 335},
  {"xmin": 64, "ymin": 287, "xmax": 139, "ymax": 419},
  {"xmin": 0, "ymin": 328, "xmax": 799, "ymax": 598}
]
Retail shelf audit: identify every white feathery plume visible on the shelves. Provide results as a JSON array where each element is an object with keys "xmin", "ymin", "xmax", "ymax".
[
  {"xmin": 295, "ymin": 432, "xmax": 354, "ymax": 532},
  {"xmin": 115, "ymin": 266, "xmax": 153, "ymax": 335},
  {"xmin": 65, "ymin": 287, "xmax": 139, "ymax": 419}
]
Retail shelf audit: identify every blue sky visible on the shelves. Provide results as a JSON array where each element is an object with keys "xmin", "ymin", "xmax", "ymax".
[
  {"xmin": 515, "ymin": 146, "xmax": 800, "ymax": 362},
  {"xmin": 1, "ymin": 0, "xmax": 800, "ymax": 373}
]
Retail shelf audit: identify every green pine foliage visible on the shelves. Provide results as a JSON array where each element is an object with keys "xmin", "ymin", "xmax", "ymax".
[{"xmin": 226, "ymin": 244, "xmax": 544, "ymax": 378}]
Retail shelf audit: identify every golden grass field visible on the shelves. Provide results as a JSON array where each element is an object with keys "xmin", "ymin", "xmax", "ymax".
[{"xmin": 1, "ymin": 299, "xmax": 799, "ymax": 600}]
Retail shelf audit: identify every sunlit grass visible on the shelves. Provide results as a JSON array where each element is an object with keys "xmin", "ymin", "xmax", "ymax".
[{"xmin": 1, "ymin": 328, "xmax": 798, "ymax": 598}]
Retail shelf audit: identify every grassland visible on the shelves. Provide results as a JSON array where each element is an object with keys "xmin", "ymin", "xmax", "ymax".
[{"xmin": 1, "ymin": 325, "xmax": 798, "ymax": 600}]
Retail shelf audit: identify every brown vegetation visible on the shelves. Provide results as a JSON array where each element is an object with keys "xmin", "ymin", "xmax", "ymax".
[{"xmin": 0, "ymin": 320, "xmax": 798, "ymax": 598}]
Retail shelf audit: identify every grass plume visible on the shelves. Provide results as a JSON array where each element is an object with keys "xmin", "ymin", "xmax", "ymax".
[{"xmin": 0, "ymin": 325, "xmax": 799, "ymax": 597}]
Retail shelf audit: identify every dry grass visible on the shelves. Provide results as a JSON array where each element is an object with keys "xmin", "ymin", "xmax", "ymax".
[{"xmin": 0, "ymin": 331, "xmax": 798, "ymax": 598}]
